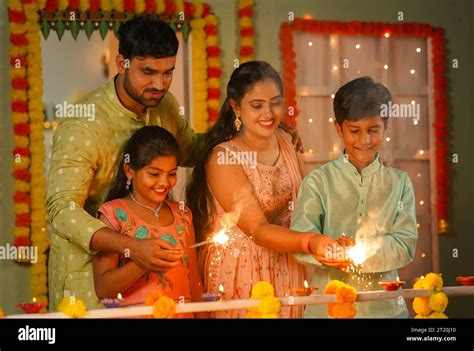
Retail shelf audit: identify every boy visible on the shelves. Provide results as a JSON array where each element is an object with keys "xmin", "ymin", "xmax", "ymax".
[{"xmin": 291, "ymin": 77, "xmax": 418, "ymax": 318}]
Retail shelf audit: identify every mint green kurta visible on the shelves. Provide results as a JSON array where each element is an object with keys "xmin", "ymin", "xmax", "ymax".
[
  {"xmin": 291, "ymin": 153, "xmax": 418, "ymax": 318},
  {"xmin": 46, "ymin": 78, "xmax": 203, "ymax": 310}
]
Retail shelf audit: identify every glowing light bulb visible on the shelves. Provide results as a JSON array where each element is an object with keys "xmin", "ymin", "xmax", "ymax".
[
  {"xmin": 385, "ymin": 137, "xmax": 391, "ymax": 142},
  {"xmin": 419, "ymin": 200, "xmax": 425, "ymax": 205},
  {"xmin": 308, "ymin": 118, "xmax": 313, "ymax": 123},
  {"xmin": 411, "ymin": 100, "xmax": 416, "ymax": 105},
  {"xmin": 333, "ymin": 65, "xmax": 338, "ymax": 71},
  {"xmin": 355, "ymin": 44, "xmax": 360, "ymax": 49},
  {"xmin": 308, "ymin": 41, "xmax": 313, "ymax": 47},
  {"xmin": 383, "ymin": 64, "xmax": 389, "ymax": 70},
  {"xmin": 384, "ymin": 32, "xmax": 390, "ymax": 38},
  {"xmin": 328, "ymin": 117, "xmax": 334, "ymax": 123},
  {"xmin": 330, "ymin": 94, "xmax": 335, "ymax": 99},
  {"xmin": 308, "ymin": 149, "xmax": 313, "ymax": 154},
  {"xmin": 419, "ymin": 150, "xmax": 424, "ymax": 155},
  {"xmin": 416, "ymin": 48, "xmax": 421, "ymax": 53},
  {"xmin": 410, "ymin": 69, "xmax": 416, "ymax": 74}
]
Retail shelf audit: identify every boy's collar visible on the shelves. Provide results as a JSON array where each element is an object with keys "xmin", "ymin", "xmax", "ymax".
[{"xmin": 337, "ymin": 149, "xmax": 381, "ymax": 176}]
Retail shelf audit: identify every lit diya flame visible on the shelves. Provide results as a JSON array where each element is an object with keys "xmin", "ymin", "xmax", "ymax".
[
  {"xmin": 218, "ymin": 284, "xmax": 225, "ymax": 294},
  {"xmin": 292, "ymin": 280, "xmax": 318, "ymax": 296}
]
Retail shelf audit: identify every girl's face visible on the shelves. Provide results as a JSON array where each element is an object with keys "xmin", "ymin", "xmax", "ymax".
[
  {"xmin": 231, "ymin": 79, "xmax": 284, "ymax": 139},
  {"xmin": 125, "ymin": 155, "xmax": 178, "ymax": 206}
]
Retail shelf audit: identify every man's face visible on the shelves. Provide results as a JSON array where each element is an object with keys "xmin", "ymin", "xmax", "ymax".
[
  {"xmin": 119, "ymin": 55, "xmax": 176, "ymax": 108},
  {"xmin": 335, "ymin": 115, "xmax": 385, "ymax": 170}
]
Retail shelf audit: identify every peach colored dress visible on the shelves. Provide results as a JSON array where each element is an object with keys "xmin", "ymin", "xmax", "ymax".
[{"xmin": 199, "ymin": 130, "xmax": 306, "ymax": 318}]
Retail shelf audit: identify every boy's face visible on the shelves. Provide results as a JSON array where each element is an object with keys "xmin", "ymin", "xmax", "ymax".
[{"xmin": 335, "ymin": 115, "xmax": 385, "ymax": 171}]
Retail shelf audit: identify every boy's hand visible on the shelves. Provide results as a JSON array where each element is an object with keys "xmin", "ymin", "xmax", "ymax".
[{"xmin": 308, "ymin": 234, "xmax": 351, "ymax": 268}]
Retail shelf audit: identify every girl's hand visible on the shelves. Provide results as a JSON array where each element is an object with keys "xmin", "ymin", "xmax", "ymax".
[
  {"xmin": 308, "ymin": 234, "xmax": 351, "ymax": 268},
  {"xmin": 337, "ymin": 235, "xmax": 355, "ymax": 247}
]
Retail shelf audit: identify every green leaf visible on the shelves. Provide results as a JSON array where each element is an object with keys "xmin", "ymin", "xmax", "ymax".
[
  {"xmin": 112, "ymin": 21, "xmax": 121, "ymax": 39},
  {"xmin": 98, "ymin": 21, "xmax": 109, "ymax": 40},
  {"xmin": 55, "ymin": 21, "xmax": 65, "ymax": 41},
  {"xmin": 69, "ymin": 21, "xmax": 80, "ymax": 40},
  {"xmin": 84, "ymin": 20, "xmax": 94, "ymax": 39},
  {"xmin": 168, "ymin": 21, "xmax": 177, "ymax": 33},
  {"xmin": 182, "ymin": 22, "xmax": 190, "ymax": 42},
  {"xmin": 40, "ymin": 20, "xmax": 51, "ymax": 40}
]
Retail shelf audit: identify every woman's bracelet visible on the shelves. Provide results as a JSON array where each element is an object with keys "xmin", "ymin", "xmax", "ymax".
[{"xmin": 301, "ymin": 232, "xmax": 317, "ymax": 254}]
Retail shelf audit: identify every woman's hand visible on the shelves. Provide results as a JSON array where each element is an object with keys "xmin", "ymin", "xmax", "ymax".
[{"xmin": 308, "ymin": 234, "xmax": 351, "ymax": 268}]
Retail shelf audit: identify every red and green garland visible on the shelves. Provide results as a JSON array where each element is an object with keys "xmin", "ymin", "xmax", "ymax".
[{"xmin": 280, "ymin": 18, "xmax": 450, "ymax": 232}]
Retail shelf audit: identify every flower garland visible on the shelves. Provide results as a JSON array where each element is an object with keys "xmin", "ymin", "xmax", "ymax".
[
  {"xmin": 24, "ymin": 0, "xmax": 50, "ymax": 303},
  {"xmin": 246, "ymin": 281, "xmax": 281, "ymax": 318},
  {"xmin": 9, "ymin": 0, "xmax": 31, "ymax": 254},
  {"xmin": 324, "ymin": 280, "xmax": 357, "ymax": 318},
  {"xmin": 279, "ymin": 18, "xmax": 450, "ymax": 231},
  {"xmin": 412, "ymin": 273, "xmax": 448, "ymax": 318},
  {"xmin": 190, "ymin": 17, "xmax": 208, "ymax": 132},
  {"xmin": 238, "ymin": 0, "xmax": 254, "ymax": 64},
  {"xmin": 204, "ymin": 11, "xmax": 221, "ymax": 124}
]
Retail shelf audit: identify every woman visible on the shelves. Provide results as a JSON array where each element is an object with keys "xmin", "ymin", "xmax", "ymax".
[{"xmin": 186, "ymin": 61, "xmax": 347, "ymax": 318}]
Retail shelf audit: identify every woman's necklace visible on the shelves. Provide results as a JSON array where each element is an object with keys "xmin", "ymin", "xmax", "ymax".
[{"xmin": 130, "ymin": 193, "xmax": 164, "ymax": 223}]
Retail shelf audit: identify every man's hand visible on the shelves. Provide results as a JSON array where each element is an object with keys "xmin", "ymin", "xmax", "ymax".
[
  {"xmin": 308, "ymin": 234, "xmax": 351, "ymax": 268},
  {"xmin": 130, "ymin": 237, "xmax": 184, "ymax": 273},
  {"xmin": 279, "ymin": 122, "xmax": 304, "ymax": 153}
]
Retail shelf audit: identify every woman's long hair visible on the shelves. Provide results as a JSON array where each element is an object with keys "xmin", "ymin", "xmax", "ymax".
[
  {"xmin": 106, "ymin": 126, "xmax": 181, "ymax": 202},
  {"xmin": 186, "ymin": 61, "xmax": 283, "ymax": 242}
]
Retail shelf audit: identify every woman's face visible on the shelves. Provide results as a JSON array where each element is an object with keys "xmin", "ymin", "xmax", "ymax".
[{"xmin": 231, "ymin": 79, "xmax": 284, "ymax": 139}]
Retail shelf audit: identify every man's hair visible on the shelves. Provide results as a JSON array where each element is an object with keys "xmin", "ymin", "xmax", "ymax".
[
  {"xmin": 118, "ymin": 15, "xmax": 179, "ymax": 60},
  {"xmin": 333, "ymin": 76, "xmax": 392, "ymax": 126}
]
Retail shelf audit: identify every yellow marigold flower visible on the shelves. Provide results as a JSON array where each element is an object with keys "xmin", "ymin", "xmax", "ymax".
[
  {"xmin": 58, "ymin": 297, "xmax": 86, "ymax": 318},
  {"xmin": 328, "ymin": 303, "xmax": 356, "ymax": 319},
  {"xmin": 413, "ymin": 277, "xmax": 425, "ymax": 289},
  {"xmin": 245, "ymin": 307, "xmax": 262, "ymax": 318},
  {"xmin": 58, "ymin": 0, "xmax": 69, "ymax": 11},
  {"xmin": 251, "ymin": 281, "xmax": 275, "ymax": 298},
  {"xmin": 258, "ymin": 296, "xmax": 281, "ymax": 315},
  {"xmin": 144, "ymin": 290, "xmax": 162, "ymax": 305},
  {"xmin": 428, "ymin": 312, "xmax": 448, "ymax": 319},
  {"xmin": 429, "ymin": 292, "xmax": 448, "ymax": 313},
  {"xmin": 423, "ymin": 273, "xmax": 443, "ymax": 291},
  {"xmin": 152, "ymin": 296, "xmax": 176, "ymax": 318},
  {"xmin": 135, "ymin": 0, "xmax": 146, "ymax": 13},
  {"xmin": 100, "ymin": 0, "xmax": 112, "ymax": 12},
  {"xmin": 155, "ymin": 0, "xmax": 165, "ymax": 14},
  {"xmin": 80, "ymin": 0, "xmax": 90, "ymax": 12},
  {"xmin": 192, "ymin": 0, "xmax": 203, "ymax": 17},
  {"xmin": 414, "ymin": 314, "xmax": 427, "ymax": 319},
  {"xmin": 412, "ymin": 296, "xmax": 432, "ymax": 316},
  {"xmin": 324, "ymin": 280, "xmax": 344, "ymax": 294}
]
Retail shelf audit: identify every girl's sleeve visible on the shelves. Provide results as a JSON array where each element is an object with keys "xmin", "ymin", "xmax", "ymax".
[{"xmin": 97, "ymin": 202, "xmax": 122, "ymax": 232}]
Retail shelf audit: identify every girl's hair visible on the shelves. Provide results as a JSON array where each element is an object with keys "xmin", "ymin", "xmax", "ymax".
[
  {"xmin": 106, "ymin": 126, "xmax": 180, "ymax": 202},
  {"xmin": 186, "ymin": 61, "xmax": 283, "ymax": 241}
]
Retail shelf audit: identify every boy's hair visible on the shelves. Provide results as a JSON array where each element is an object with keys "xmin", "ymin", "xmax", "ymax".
[
  {"xmin": 118, "ymin": 15, "xmax": 179, "ymax": 60},
  {"xmin": 105, "ymin": 126, "xmax": 180, "ymax": 201},
  {"xmin": 333, "ymin": 76, "xmax": 392, "ymax": 126}
]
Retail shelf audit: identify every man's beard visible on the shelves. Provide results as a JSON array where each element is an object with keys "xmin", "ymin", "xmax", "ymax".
[{"xmin": 123, "ymin": 70, "xmax": 165, "ymax": 108}]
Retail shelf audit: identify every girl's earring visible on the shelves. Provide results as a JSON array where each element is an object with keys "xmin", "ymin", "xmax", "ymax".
[
  {"xmin": 126, "ymin": 178, "xmax": 131, "ymax": 190},
  {"xmin": 234, "ymin": 115, "xmax": 242, "ymax": 132}
]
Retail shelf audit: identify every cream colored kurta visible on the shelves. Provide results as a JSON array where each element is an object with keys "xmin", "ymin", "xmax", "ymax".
[{"xmin": 46, "ymin": 78, "xmax": 203, "ymax": 310}]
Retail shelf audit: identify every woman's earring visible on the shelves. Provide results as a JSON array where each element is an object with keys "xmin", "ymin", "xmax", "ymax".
[
  {"xmin": 126, "ymin": 178, "xmax": 131, "ymax": 190},
  {"xmin": 234, "ymin": 115, "xmax": 242, "ymax": 132}
]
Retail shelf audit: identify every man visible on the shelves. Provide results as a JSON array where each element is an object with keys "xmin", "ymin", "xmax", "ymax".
[{"xmin": 46, "ymin": 15, "xmax": 301, "ymax": 310}]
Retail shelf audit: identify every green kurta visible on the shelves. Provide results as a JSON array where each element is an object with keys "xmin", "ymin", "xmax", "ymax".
[
  {"xmin": 46, "ymin": 78, "xmax": 204, "ymax": 310},
  {"xmin": 291, "ymin": 153, "xmax": 418, "ymax": 318}
]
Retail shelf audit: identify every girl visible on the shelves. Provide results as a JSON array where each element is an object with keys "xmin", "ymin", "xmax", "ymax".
[{"xmin": 93, "ymin": 126, "xmax": 205, "ymax": 318}]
